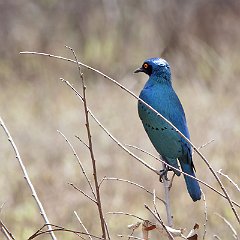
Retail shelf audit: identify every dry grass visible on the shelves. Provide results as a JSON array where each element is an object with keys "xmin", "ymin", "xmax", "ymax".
[{"xmin": 0, "ymin": 0, "xmax": 239, "ymax": 239}]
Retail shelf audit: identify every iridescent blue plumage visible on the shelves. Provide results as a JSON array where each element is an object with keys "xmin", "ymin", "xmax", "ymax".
[{"xmin": 135, "ymin": 58, "xmax": 201, "ymax": 201}]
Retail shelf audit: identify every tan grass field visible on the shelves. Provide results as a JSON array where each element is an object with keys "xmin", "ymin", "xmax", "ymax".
[{"xmin": 0, "ymin": 1, "xmax": 239, "ymax": 239}]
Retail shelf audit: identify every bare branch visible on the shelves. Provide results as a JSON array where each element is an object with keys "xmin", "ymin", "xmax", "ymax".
[
  {"xmin": 19, "ymin": 51, "xmax": 240, "ymax": 222},
  {"xmin": 28, "ymin": 224, "xmax": 104, "ymax": 240},
  {"xmin": 66, "ymin": 46, "xmax": 106, "ymax": 239},
  {"xmin": 60, "ymin": 76, "xmax": 240, "ymax": 209},
  {"xmin": 117, "ymin": 234, "xmax": 144, "ymax": 240},
  {"xmin": 101, "ymin": 177, "xmax": 165, "ymax": 204},
  {"xmin": 201, "ymin": 191, "xmax": 208, "ymax": 240},
  {"xmin": 0, "ymin": 117, "xmax": 57, "ymax": 240},
  {"xmin": 125, "ymin": 144, "xmax": 161, "ymax": 162},
  {"xmin": 107, "ymin": 212, "xmax": 145, "ymax": 222},
  {"xmin": 215, "ymin": 213, "xmax": 238, "ymax": 239},
  {"xmin": 60, "ymin": 77, "xmax": 159, "ymax": 175},
  {"xmin": 144, "ymin": 204, "xmax": 174, "ymax": 240},
  {"xmin": 68, "ymin": 183, "xmax": 97, "ymax": 204},
  {"xmin": 58, "ymin": 130, "xmax": 96, "ymax": 199},
  {"xmin": 74, "ymin": 211, "xmax": 93, "ymax": 240},
  {"xmin": 168, "ymin": 174, "xmax": 175, "ymax": 191},
  {"xmin": 217, "ymin": 169, "xmax": 240, "ymax": 192},
  {"xmin": 75, "ymin": 135, "xmax": 90, "ymax": 149},
  {"xmin": 197, "ymin": 139, "xmax": 215, "ymax": 151},
  {"xmin": 213, "ymin": 235, "xmax": 222, "ymax": 240},
  {"xmin": 161, "ymin": 163, "xmax": 173, "ymax": 227},
  {"xmin": 0, "ymin": 219, "xmax": 15, "ymax": 240},
  {"xmin": 103, "ymin": 216, "xmax": 111, "ymax": 240}
]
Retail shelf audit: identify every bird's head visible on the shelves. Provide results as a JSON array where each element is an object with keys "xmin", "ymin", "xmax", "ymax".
[{"xmin": 134, "ymin": 58, "xmax": 171, "ymax": 82}]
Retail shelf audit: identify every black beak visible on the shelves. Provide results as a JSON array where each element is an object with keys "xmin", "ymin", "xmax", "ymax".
[{"xmin": 134, "ymin": 67, "xmax": 144, "ymax": 73}]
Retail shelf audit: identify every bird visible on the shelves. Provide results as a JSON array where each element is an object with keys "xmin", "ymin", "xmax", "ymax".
[{"xmin": 134, "ymin": 57, "xmax": 201, "ymax": 201}]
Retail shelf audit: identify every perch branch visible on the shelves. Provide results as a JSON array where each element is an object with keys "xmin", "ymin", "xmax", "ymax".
[
  {"xmin": 20, "ymin": 51, "xmax": 240, "ymax": 222},
  {"xmin": 202, "ymin": 190, "xmax": 208, "ymax": 240},
  {"xmin": 161, "ymin": 163, "xmax": 173, "ymax": 227},
  {"xmin": 60, "ymin": 76, "xmax": 240, "ymax": 209}
]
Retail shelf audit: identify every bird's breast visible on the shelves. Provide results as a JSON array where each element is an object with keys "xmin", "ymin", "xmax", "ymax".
[{"xmin": 138, "ymin": 91, "xmax": 183, "ymax": 159}]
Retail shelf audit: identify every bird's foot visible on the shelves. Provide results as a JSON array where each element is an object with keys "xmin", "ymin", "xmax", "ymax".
[{"xmin": 159, "ymin": 166, "xmax": 172, "ymax": 182}]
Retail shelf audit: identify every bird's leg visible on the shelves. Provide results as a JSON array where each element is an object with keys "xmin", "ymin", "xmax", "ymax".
[{"xmin": 159, "ymin": 164, "xmax": 172, "ymax": 182}]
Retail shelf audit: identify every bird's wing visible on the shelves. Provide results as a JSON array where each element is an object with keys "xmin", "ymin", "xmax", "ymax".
[{"xmin": 161, "ymin": 90, "xmax": 193, "ymax": 164}]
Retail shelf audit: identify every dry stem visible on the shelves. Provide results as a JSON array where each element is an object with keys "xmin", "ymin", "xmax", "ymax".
[
  {"xmin": 58, "ymin": 130, "xmax": 96, "ymax": 199},
  {"xmin": 0, "ymin": 117, "xmax": 57, "ymax": 240},
  {"xmin": 19, "ymin": 51, "xmax": 240, "ymax": 222},
  {"xmin": 67, "ymin": 46, "xmax": 106, "ymax": 239},
  {"xmin": 161, "ymin": 163, "xmax": 173, "ymax": 227},
  {"xmin": 60, "ymin": 76, "xmax": 240, "ymax": 209}
]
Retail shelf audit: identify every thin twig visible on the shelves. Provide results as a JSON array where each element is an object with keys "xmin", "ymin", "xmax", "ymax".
[
  {"xmin": 168, "ymin": 174, "xmax": 175, "ymax": 191},
  {"xmin": 152, "ymin": 189, "xmax": 163, "ymax": 227},
  {"xmin": 0, "ymin": 202, "xmax": 6, "ymax": 214},
  {"xmin": 58, "ymin": 130, "xmax": 96, "ymax": 199},
  {"xmin": 217, "ymin": 169, "xmax": 240, "ymax": 192},
  {"xmin": 103, "ymin": 216, "xmax": 111, "ymax": 240},
  {"xmin": 215, "ymin": 213, "xmax": 238, "ymax": 239},
  {"xmin": 20, "ymin": 51, "xmax": 240, "ymax": 222},
  {"xmin": 213, "ymin": 235, "xmax": 222, "ymax": 240},
  {"xmin": 60, "ymin": 76, "xmax": 240, "ymax": 209},
  {"xmin": 126, "ymin": 144, "xmax": 161, "ymax": 162},
  {"xmin": 75, "ymin": 135, "xmax": 90, "ymax": 149},
  {"xmin": 28, "ymin": 224, "xmax": 104, "ymax": 240},
  {"xmin": 117, "ymin": 235, "xmax": 144, "ymax": 240},
  {"xmin": 144, "ymin": 204, "xmax": 174, "ymax": 240},
  {"xmin": 197, "ymin": 139, "xmax": 215, "ymax": 151},
  {"xmin": 152, "ymin": 189, "xmax": 169, "ymax": 235},
  {"xmin": 68, "ymin": 183, "xmax": 97, "ymax": 204},
  {"xmin": 74, "ymin": 211, "xmax": 93, "ymax": 240},
  {"xmin": 0, "ymin": 117, "xmax": 57, "ymax": 240},
  {"xmin": 202, "ymin": 191, "xmax": 208, "ymax": 240},
  {"xmin": 66, "ymin": 46, "xmax": 106, "ymax": 239},
  {"xmin": 101, "ymin": 177, "xmax": 165, "ymax": 204},
  {"xmin": 107, "ymin": 212, "xmax": 145, "ymax": 222},
  {"xmin": 128, "ymin": 229, "xmax": 136, "ymax": 240},
  {"xmin": 0, "ymin": 219, "xmax": 15, "ymax": 240},
  {"xmin": 60, "ymin": 77, "xmax": 158, "ymax": 175},
  {"xmin": 161, "ymin": 163, "xmax": 173, "ymax": 228}
]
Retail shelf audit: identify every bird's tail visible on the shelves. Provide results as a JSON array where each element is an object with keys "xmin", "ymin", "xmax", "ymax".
[{"xmin": 180, "ymin": 162, "xmax": 201, "ymax": 201}]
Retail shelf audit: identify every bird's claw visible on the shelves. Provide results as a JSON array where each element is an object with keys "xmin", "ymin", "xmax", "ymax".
[{"xmin": 159, "ymin": 167, "xmax": 169, "ymax": 182}]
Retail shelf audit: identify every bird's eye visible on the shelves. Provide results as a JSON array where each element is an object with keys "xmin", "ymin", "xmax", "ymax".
[{"xmin": 143, "ymin": 63, "xmax": 148, "ymax": 69}]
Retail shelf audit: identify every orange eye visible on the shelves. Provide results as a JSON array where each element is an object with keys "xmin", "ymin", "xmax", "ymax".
[{"xmin": 143, "ymin": 63, "xmax": 148, "ymax": 69}]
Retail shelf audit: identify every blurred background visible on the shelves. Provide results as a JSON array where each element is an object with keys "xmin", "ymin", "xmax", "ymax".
[{"xmin": 0, "ymin": 0, "xmax": 239, "ymax": 239}]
